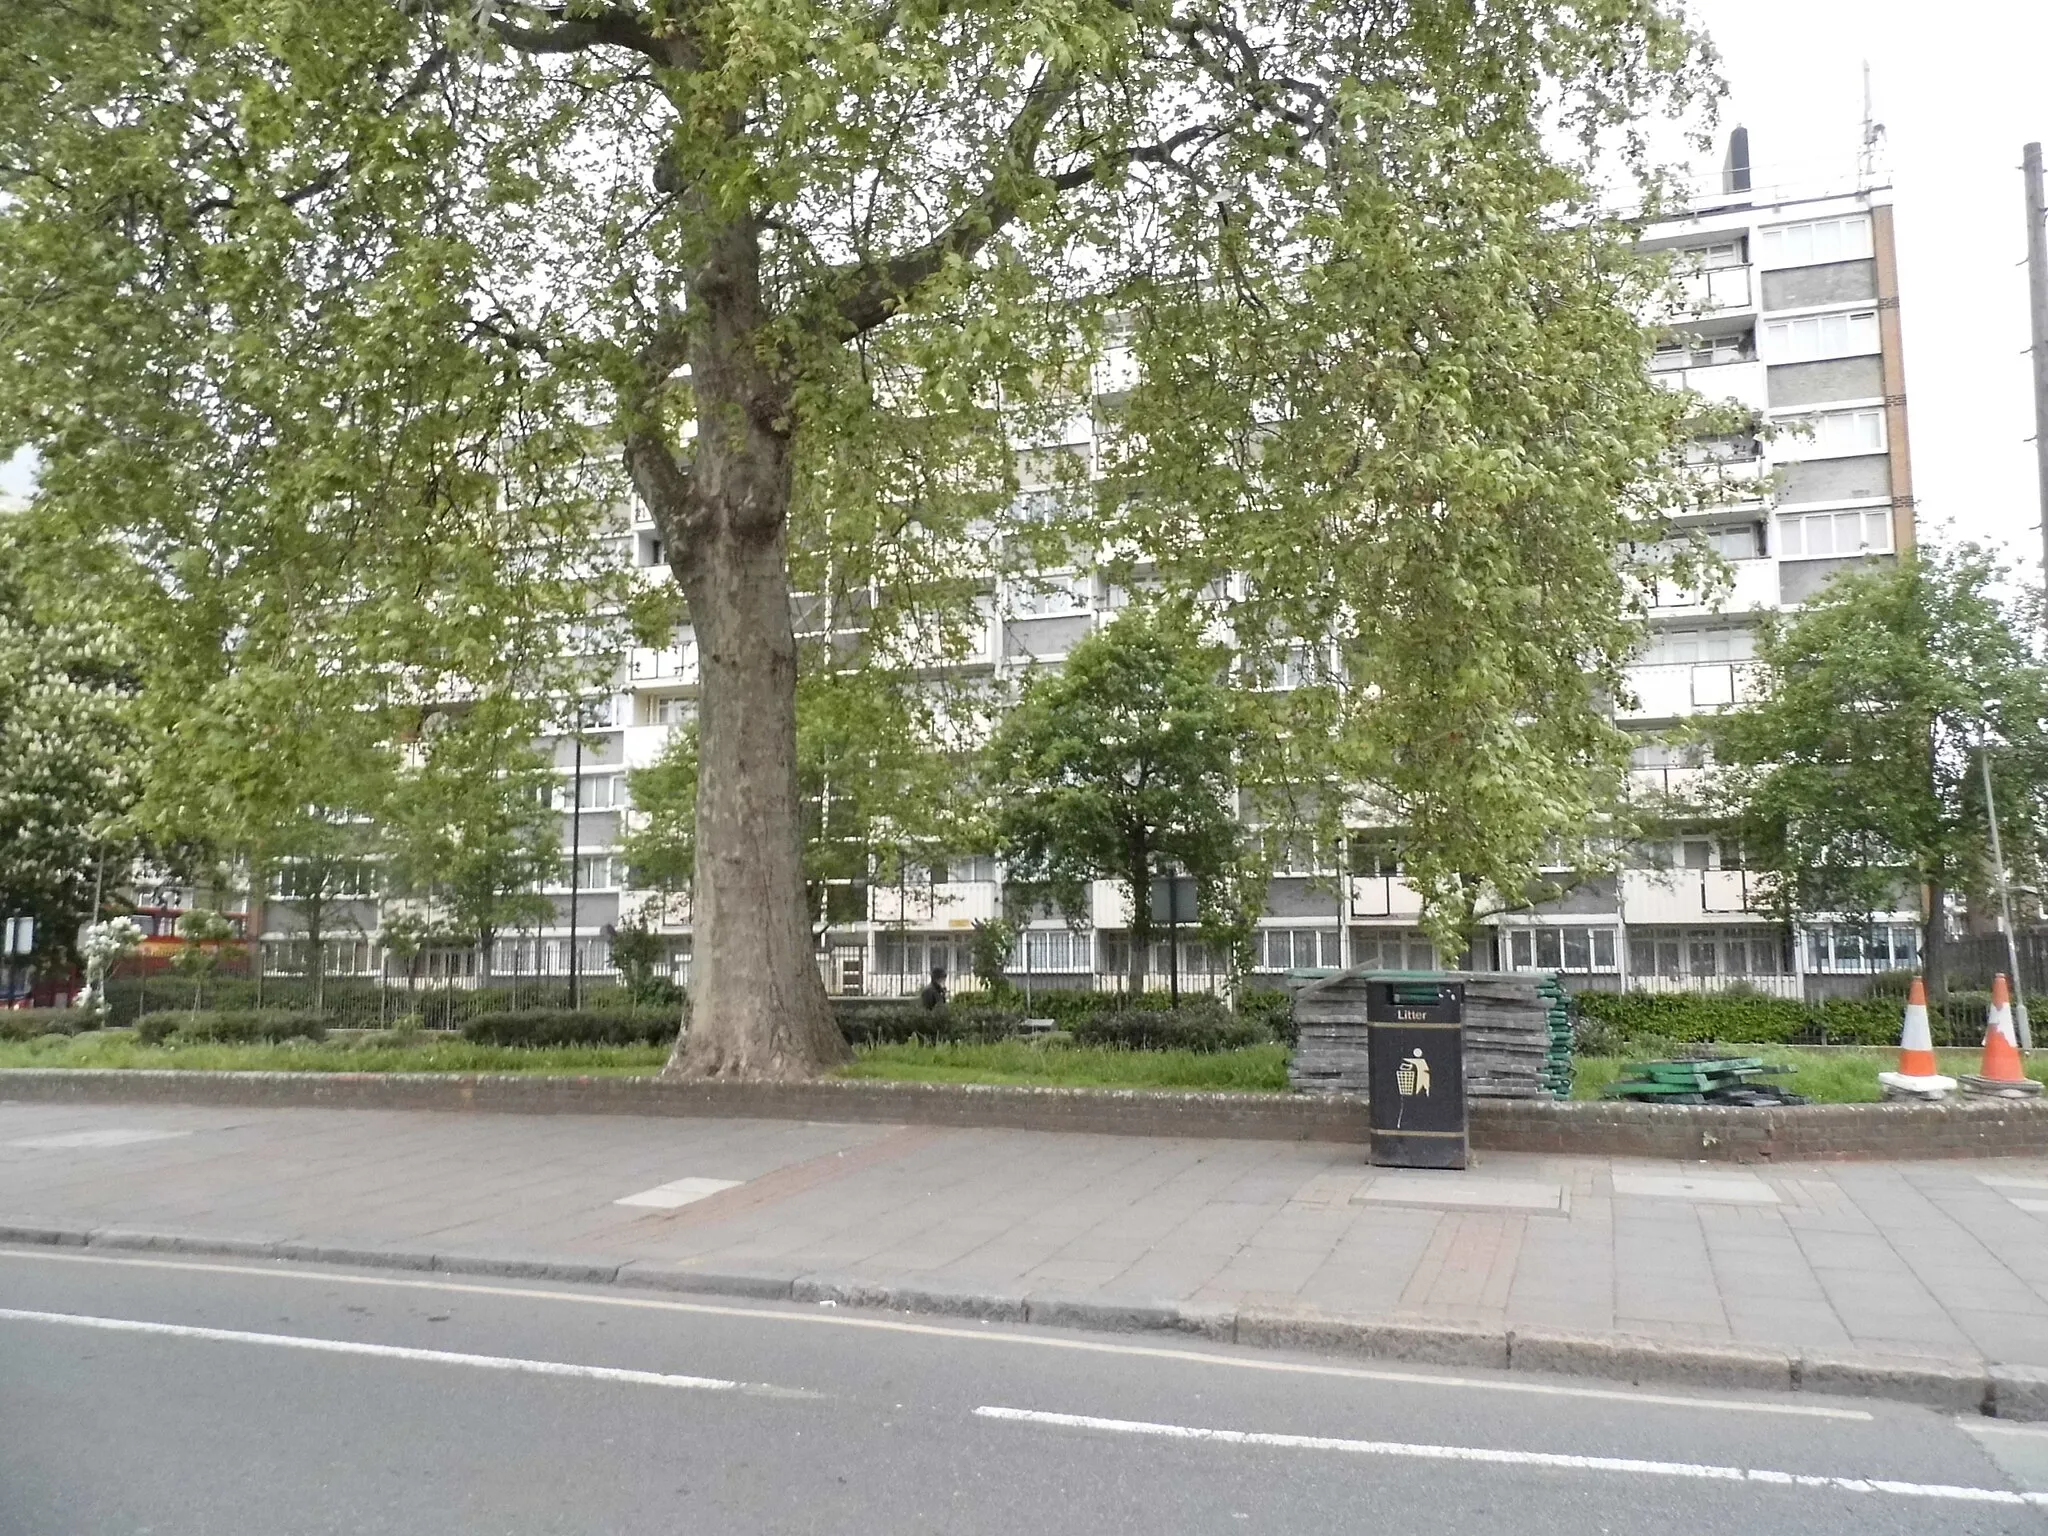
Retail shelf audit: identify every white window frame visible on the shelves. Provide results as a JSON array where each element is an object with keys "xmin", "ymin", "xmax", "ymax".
[
  {"xmin": 1760, "ymin": 309, "xmax": 1880, "ymax": 364},
  {"xmin": 1758, "ymin": 214, "xmax": 1873, "ymax": 270},
  {"xmin": 1775, "ymin": 506, "xmax": 1895, "ymax": 562},
  {"xmin": 1498, "ymin": 924, "xmax": 1619, "ymax": 974},
  {"xmin": 1770, "ymin": 405, "xmax": 1886, "ymax": 460}
]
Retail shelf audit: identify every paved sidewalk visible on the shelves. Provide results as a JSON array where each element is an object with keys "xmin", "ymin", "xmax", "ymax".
[{"xmin": 9, "ymin": 1098, "xmax": 2048, "ymax": 1389}]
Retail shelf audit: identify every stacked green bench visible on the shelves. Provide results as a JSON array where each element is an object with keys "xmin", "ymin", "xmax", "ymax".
[{"xmin": 1602, "ymin": 1057, "xmax": 1807, "ymax": 1106}]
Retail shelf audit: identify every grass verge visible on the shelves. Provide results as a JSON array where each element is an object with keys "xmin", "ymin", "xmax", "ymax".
[
  {"xmin": 0, "ymin": 1031, "xmax": 669, "ymax": 1075},
  {"xmin": 838, "ymin": 1040, "xmax": 1292, "ymax": 1092},
  {"xmin": 1573, "ymin": 1046, "xmax": 2048, "ymax": 1104},
  {"xmin": 0, "ymin": 1030, "xmax": 1291, "ymax": 1091}
]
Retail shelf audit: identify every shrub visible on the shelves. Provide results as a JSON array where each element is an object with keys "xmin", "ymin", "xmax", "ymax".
[
  {"xmin": 0, "ymin": 1009, "xmax": 90, "ymax": 1041},
  {"xmin": 833, "ymin": 1004, "xmax": 1023, "ymax": 1046},
  {"xmin": 1572, "ymin": 989, "xmax": 1973, "ymax": 1050},
  {"xmin": 1237, "ymin": 988, "xmax": 1296, "ymax": 1045},
  {"xmin": 136, "ymin": 1010, "xmax": 329, "ymax": 1044},
  {"xmin": 459, "ymin": 1009, "xmax": 681, "ymax": 1047},
  {"xmin": 1067, "ymin": 1005, "xmax": 1270, "ymax": 1053}
]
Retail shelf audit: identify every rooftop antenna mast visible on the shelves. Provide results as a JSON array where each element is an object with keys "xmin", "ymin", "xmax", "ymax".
[{"xmin": 1858, "ymin": 61, "xmax": 1886, "ymax": 188}]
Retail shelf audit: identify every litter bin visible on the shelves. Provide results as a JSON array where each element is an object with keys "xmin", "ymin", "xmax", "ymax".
[{"xmin": 1364, "ymin": 978, "xmax": 1466, "ymax": 1169}]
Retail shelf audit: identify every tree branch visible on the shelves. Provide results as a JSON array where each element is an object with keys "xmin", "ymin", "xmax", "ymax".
[
  {"xmin": 827, "ymin": 64, "xmax": 1080, "ymax": 337},
  {"xmin": 484, "ymin": 4, "xmax": 682, "ymax": 65}
]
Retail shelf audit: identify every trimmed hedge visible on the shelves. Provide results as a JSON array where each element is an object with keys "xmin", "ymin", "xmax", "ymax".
[
  {"xmin": 1573, "ymin": 989, "xmax": 1976, "ymax": 1051},
  {"xmin": 459, "ymin": 1009, "xmax": 680, "ymax": 1047},
  {"xmin": 1067, "ymin": 1005, "xmax": 1271, "ymax": 1052},
  {"xmin": 135, "ymin": 1010, "xmax": 329, "ymax": 1044},
  {"xmin": 0, "ymin": 1009, "xmax": 90, "ymax": 1041}
]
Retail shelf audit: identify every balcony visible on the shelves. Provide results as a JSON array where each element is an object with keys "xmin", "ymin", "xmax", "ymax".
[
  {"xmin": 1647, "ymin": 557, "xmax": 1779, "ymax": 616},
  {"xmin": 1620, "ymin": 661, "xmax": 1762, "ymax": 720},
  {"xmin": 1653, "ymin": 358, "xmax": 1769, "ymax": 412},
  {"xmin": 871, "ymin": 880, "xmax": 999, "ymax": 927},
  {"xmin": 1675, "ymin": 265, "xmax": 1755, "ymax": 315},
  {"xmin": 1620, "ymin": 869, "xmax": 1766, "ymax": 923},
  {"xmin": 1348, "ymin": 875, "xmax": 1425, "ymax": 920},
  {"xmin": 1626, "ymin": 764, "xmax": 1710, "ymax": 805}
]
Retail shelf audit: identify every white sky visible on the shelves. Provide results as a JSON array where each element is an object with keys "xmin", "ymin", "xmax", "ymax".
[
  {"xmin": 1680, "ymin": 0, "xmax": 2048, "ymax": 576},
  {"xmin": 6, "ymin": 2, "xmax": 2047, "ymax": 570}
]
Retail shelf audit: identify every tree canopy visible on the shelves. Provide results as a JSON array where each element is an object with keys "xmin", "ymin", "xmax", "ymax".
[
  {"xmin": 986, "ymin": 603, "xmax": 1250, "ymax": 990},
  {"xmin": 1705, "ymin": 546, "xmax": 2048, "ymax": 991},
  {"xmin": 3, "ymin": 0, "xmax": 1717, "ymax": 1074}
]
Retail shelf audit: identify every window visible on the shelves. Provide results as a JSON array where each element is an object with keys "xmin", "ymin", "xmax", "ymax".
[
  {"xmin": 878, "ymin": 932, "xmax": 977, "ymax": 978},
  {"xmin": 1760, "ymin": 309, "xmax": 1879, "ymax": 363},
  {"xmin": 1805, "ymin": 923, "xmax": 1920, "ymax": 974},
  {"xmin": 1500, "ymin": 925, "xmax": 1618, "ymax": 973},
  {"xmin": 1348, "ymin": 834, "xmax": 1405, "ymax": 878},
  {"xmin": 1776, "ymin": 508, "xmax": 1893, "ymax": 560},
  {"xmin": 565, "ymin": 774, "xmax": 627, "ymax": 811},
  {"xmin": 1676, "ymin": 239, "xmax": 1748, "ymax": 272},
  {"xmin": 1349, "ymin": 930, "xmax": 1437, "ymax": 971},
  {"xmin": 1683, "ymin": 430, "xmax": 1762, "ymax": 465},
  {"xmin": 1773, "ymin": 407, "xmax": 1885, "ymax": 458},
  {"xmin": 1015, "ymin": 928, "xmax": 1091, "ymax": 973},
  {"xmin": 1655, "ymin": 524, "xmax": 1761, "ymax": 562},
  {"xmin": 1651, "ymin": 332, "xmax": 1751, "ymax": 371},
  {"xmin": 649, "ymin": 695, "xmax": 691, "ymax": 726},
  {"xmin": 1255, "ymin": 927, "xmax": 1342, "ymax": 971},
  {"xmin": 567, "ymin": 855, "xmax": 620, "ymax": 890},
  {"xmin": 1629, "ymin": 927, "xmax": 1786, "ymax": 978},
  {"xmin": 1007, "ymin": 573, "xmax": 1091, "ymax": 618},
  {"xmin": 928, "ymin": 854, "xmax": 997, "ymax": 884},
  {"xmin": 1758, "ymin": 214, "xmax": 1873, "ymax": 268},
  {"xmin": 1638, "ymin": 626, "xmax": 1758, "ymax": 666}
]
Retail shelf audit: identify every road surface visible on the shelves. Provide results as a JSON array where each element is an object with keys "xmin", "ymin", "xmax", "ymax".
[{"xmin": 5, "ymin": 1243, "xmax": 2048, "ymax": 1533}]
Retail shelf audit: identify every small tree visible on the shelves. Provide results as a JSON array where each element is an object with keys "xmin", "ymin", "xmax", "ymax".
[
  {"xmin": 607, "ymin": 914, "xmax": 675, "ymax": 1008},
  {"xmin": 383, "ymin": 704, "xmax": 559, "ymax": 989},
  {"xmin": 170, "ymin": 908, "xmax": 234, "ymax": 1012},
  {"xmin": 986, "ymin": 605, "xmax": 1249, "ymax": 994},
  {"xmin": 1706, "ymin": 546, "xmax": 2048, "ymax": 996}
]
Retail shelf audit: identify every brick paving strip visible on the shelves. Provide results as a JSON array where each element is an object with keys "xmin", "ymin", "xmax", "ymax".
[{"xmin": 9, "ymin": 1086, "xmax": 2048, "ymax": 1417}]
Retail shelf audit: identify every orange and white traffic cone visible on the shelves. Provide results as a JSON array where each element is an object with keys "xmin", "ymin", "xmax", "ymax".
[
  {"xmin": 1963, "ymin": 974, "xmax": 2042, "ymax": 1098},
  {"xmin": 1878, "ymin": 977, "xmax": 1957, "ymax": 1100}
]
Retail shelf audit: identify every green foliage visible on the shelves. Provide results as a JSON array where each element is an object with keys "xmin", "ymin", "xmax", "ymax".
[
  {"xmin": 968, "ymin": 920, "xmax": 1018, "ymax": 990},
  {"xmin": 840, "ymin": 1041, "xmax": 1292, "ymax": 1093},
  {"xmin": 135, "ymin": 1010, "xmax": 328, "ymax": 1045},
  {"xmin": 0, "ymin": 519, "xmax": 142, "ymax": 965},
  {"xmin": 1573, "ymin": 988, "xmax": 1952, "ymax": 1051},
  {"xmin": 1707, "ymin": 547, "xmax": 2048, "ymax": 951},
  {"xmin": 0, "ymin": 1009, "xmax": 91, "ymax": 1041},
  {"xmin": 987, "ymin": 604, "xmax": 1253, "ymax": 987},
  {"xmin": 381, "ymin": 699, "xmax": 560, "ymax": 972},
  {"xmin": 0, "ymin": 0, "xmax": 1719, "ymax": 1056},
  {"xmin": 606, "ymin": 916, "xmax": 679, "ymax": 1008},
  {"xmin": 460, "ymin": 1009, "xmax": 681, "ymax": 1048}
]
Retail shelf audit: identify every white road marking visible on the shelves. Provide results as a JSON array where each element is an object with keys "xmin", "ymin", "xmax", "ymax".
[
  {"xmin": 0, "ymin": 1305, "xmax": 740, "ymax": 1391},
  {"xmin": 2009, "ymin": 1198, "xmax": 2048, "ymax": 1215},
  {"xmin": 1977, "ymin": 1175, "xmax": 2048, "ymax": 1191},
  {"xmin": 974, "ymin": 1406, "xmax": 2037, "ymax": 1504},
  {"xmin": 615, "ymin": 1176, "xmax": 743, "ymax": 1209},
  {"xmin": 0, "ymin": 1248, "xmax": 1871, "ymax": 1422},
  {"xmin": 1612, "ymin": 1172, "xmax": 1778, "ymax": 1205},
  {"xmin": 6, "ymin": 1129, "xmax": 191, "ymax": 1150},
  {"xmin": 1357, "ymin": 1175, "xmax": 1564, "ymax": 1212}
]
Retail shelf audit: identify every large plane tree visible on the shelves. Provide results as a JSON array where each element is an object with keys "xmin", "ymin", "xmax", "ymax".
[{"xmin": 0, "ymin": 0, "xmax": 1713, "ymax": 1076}]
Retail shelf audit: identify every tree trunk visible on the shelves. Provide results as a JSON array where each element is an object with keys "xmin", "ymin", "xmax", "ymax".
[
  {"xmin": 663, "ymin": 516, "xmax": 844, "ymax": 1076},
  {"xmin": 1127, "ymin": 835, "xmax": 1152, "ymax": 999},
  {"xmin": 1924, "ymin": 877, "xmax": 1947, "ymax": 1006},
  {"xmin": 627, "ymin": 207, "xmax": 845, "ymax": 1077}
]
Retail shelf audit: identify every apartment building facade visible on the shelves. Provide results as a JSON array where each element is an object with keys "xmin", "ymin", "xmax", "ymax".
[{"xmin": 239, "ymin": 156, "xmax": 1923, "ymax": 1002}]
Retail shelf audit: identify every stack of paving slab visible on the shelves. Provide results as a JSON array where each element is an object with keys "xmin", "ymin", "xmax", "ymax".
[{"xmin": 1289, "ymin": 969, "xmax": 1570, "ymax": 1101}]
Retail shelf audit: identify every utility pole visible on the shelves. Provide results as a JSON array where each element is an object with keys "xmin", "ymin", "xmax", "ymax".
[
  {"xmin": 1983, "ymin": 742, "xmax": 2032, "ymax": 1050},
  {"xmin": 2026, "ymin": 143, "xmax": 2048, "ymax": 600}
]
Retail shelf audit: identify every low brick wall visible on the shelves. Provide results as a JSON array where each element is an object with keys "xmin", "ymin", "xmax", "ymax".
[{"xmin": 3, "ymin": 1069, "xmax": 2046, "ymax": 1161}]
